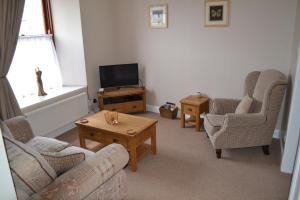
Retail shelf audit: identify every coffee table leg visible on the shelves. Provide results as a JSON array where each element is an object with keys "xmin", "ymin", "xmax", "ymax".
[
  {"xmin": 129, "ymin": 146, "xmax": 138, "ymax": 172},
  {"xmin": 79, "ymin": 133, "xmax": 86, "ymax": 148},
  {"xmin": 78, "ymin": 127, "xmax": 87, "ymax": 148},
  {"xmin": 196, "ymin": 111, "xmax": 201, "ymax": 132},
  {"xmin": 151, "ymin": 125, "xmax": 157, "ymax": 155},
  {"xmin": 181, "ymin": 105, "xmax": 185, "ymax": 128}
]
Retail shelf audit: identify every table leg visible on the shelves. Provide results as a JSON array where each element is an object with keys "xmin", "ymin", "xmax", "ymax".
[
  {"xmin": 79, "ymin": 133, "xmax": 86, "ymax": 148},
  {"xmin": 196, "ymin": 111, "xmax": 201, "ymax": 132},
  {"xmin": 151, "ymin": 125, "xmax": 157, "ymax": 155},
  {"xmin": 129, "ymin": 146, "xmax": 138, "ymax": 172},
  {"xmin": 181, "ymin": 105, "xmax": 185, "ymax": 128}
]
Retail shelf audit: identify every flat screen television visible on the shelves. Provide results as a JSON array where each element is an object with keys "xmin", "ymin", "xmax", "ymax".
[{"xmin": 99, "ymin": 63, "xmax": 139, "ymax": 88}]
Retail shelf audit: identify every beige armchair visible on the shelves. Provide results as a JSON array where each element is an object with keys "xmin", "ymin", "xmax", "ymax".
[
  {"xmin": 2, "ymin": 116, "xmax": 129, "ymax": 200},
  {"xmin": 204, "ymin": 70, "xmax": 287, "ymax": 158}
]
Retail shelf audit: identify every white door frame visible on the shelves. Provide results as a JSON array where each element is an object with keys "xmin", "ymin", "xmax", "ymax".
[{"xmin": 289, "ymin": 136, "xmax": 300, "ymax": 200}]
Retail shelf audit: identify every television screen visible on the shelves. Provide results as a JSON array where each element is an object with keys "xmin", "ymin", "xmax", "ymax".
[{"xmin": 99, "ymin": 63, "xmax": 139, "ymax": 88}]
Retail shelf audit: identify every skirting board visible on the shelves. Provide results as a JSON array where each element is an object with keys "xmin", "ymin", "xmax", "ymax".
[
  {"xmin": 146, "ymin": 104, "xmax": 160, "ymax": 113},
  {"xmin": 146, "ymin": 104, "xmax": 281, "ymax": 139}
]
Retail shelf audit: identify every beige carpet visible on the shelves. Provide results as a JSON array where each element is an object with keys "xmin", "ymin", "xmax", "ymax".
[{"xmin": 57, "ymin": 112, "xmax": 291, "ymax": 200}]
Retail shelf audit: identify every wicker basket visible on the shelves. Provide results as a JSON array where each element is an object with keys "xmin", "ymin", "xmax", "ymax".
[{"xmin": 159, "ymin": 106, "xmax": 178, "ymax": 119}]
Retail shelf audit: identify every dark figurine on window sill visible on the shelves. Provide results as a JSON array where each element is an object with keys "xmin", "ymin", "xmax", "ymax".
[{"xmin": 35, "ymin": 67, "xmax": 47, "ymax": 96}]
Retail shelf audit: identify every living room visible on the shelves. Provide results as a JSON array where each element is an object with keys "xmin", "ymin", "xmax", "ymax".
[{"xmin": 1, "ymin": 0, "xmax": 300, "ymax": 199}]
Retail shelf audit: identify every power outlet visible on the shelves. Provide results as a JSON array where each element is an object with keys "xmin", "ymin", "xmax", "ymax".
[{"xmin": 88, "ymin": 98, "xmax": 99, "ymax": 113}]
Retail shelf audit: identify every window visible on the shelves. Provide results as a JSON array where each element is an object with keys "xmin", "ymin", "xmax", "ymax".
[
  {"xmin": 8, "ymin": 0, "xmax": 62, "ymax": 100},
  {"xmin": 19, "ymin": 0, "xmax": 45, "ymax": 35}
]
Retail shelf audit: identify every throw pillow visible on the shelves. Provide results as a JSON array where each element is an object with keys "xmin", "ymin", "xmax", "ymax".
[
  {"xmin": 41, "ymin": 150, "xmax": 85, "ymax": 175},
  {"xmin": 235, "ymin": 95, "xmax": 253, "ymax": 114}
]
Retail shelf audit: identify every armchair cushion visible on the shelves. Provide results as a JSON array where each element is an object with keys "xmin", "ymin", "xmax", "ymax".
[
  {"xmin": 31, "ymin": 144, "xmax": 129, "ymax": 200},
  {"xmin": 235, "ymin": 95, "xmax": 253, "ymax": 114}
]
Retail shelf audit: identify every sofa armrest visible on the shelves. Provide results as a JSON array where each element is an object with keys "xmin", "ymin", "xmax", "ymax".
[
  {"xmin": 204, "ymin": 114, "xmax": 225, "ymax": 127},
  {"xmin": 224, "ymin": 113, "xmax": 266, "ymax": 128},
  {"xmin": 30, "ymin": 144, "xmax": 129, "ymax": 200},
  {"xmin": 4, "ymin": 116, "xmax": 34, "ymax": 143},
  {"xmin": 209, "ymin": 98, "xmax": 240, "ymax": 115}
]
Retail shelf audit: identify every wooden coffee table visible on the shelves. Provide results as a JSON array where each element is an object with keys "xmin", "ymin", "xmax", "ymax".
[{"xmin": 75, "ymin": 111, "xmax": 158, "ymax": 172}]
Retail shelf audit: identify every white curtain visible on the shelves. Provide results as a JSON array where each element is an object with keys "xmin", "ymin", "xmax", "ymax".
[{"xmin": 8, "ymin": 35, "xmax": 62, "ymax": 98}]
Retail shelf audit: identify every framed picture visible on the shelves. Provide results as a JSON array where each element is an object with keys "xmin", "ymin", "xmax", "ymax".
[
  {"xmin": 205, "ymin": 0, "xmax": 230, "ymax": 27},
  {"xmin": 149, "ymin": 5, "xmax": 168, "ymax": 29}
]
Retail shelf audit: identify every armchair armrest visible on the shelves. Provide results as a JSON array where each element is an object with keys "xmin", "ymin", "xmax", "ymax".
[
  {"xmin": 224, "ymin": 113, "xmax": 266, "ymax": 128},
  {"xmin": 30, "ymin": 144, "xmax": 129, "ymax": 200},
  {"xmin": 209, "ymin": 98, "xmax": 240, "ymax": 115},
  {"xmin": 4, "ymin": 116, "xmax": 34, "ymax": 143}
]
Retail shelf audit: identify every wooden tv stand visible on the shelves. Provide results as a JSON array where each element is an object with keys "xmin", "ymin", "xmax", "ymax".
[{"xmin": 97, "ymin": 87, "xmax": 146, "ymax": 113}]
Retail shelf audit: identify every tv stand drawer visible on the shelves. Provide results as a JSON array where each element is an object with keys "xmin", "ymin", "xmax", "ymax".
[{"xmin": 104, "ymin": 101, "xmax": 144, "ymax": 113}]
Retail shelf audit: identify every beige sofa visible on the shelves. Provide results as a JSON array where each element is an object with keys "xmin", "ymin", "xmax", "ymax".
[
  {"xmin": 204, "ymin": 70, "xmax": 287, "ymax": 158},
  {"xmin": 1, "ymin": 116, "xmax": 129, "ymax": 200}
]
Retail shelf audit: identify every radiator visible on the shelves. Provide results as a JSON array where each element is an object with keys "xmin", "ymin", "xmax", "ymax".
[{"xmin": 25, "ymin": 92, "xmax": 88, "ymax": 137}]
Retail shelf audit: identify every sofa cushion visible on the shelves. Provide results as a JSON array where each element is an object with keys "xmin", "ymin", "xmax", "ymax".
[
  {"xmin": 3, "ymin": 136, "xmax": 57, "ymax": 199},
  {"xmin": 41, "ymin": 150, "xmax": 85, "ymax": 175},
  {"xmin": 235, "ymin": 95, "xmax": 253, "ymax": 114},
  {"xmin": 27, "ymin": 136, "xmax": 71, "ymax": 152}
]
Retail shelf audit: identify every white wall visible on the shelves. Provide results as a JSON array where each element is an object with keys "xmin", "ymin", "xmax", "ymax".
[
  {"xmin": 113, "ymin": 0, "xmax": 296, "ymax": 106},
  {"xmin": 79, "ymin": 0, "xmax": 117, "ymax": 99},
  {"xmin": 0, "ymin": 129, "xmax": 17, "ymax": 200},
  {"xmin": 51, "ymin": 0, "xmax": 87, "ymax": 87}
]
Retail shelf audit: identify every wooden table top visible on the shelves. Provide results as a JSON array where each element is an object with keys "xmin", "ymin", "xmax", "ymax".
[
  {"xmin": 76, "ymin": 111, "xmax": 158, "ymax": 136},
  {"xmin": 180, "ymin": 95, "xmax": 209, "ymax": 106}
]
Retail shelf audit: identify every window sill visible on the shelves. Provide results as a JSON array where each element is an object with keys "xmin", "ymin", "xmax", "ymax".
[{"xmin": 20, "ymin": 86, "xmax": 88, "ymax": 113}]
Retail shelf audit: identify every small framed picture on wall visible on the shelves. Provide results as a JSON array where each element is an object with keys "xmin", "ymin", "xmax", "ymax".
[
  {"xmin": 149, "ymin": 5, "xmax": 168, "ymax": 29},
  {"xmin": 205, "ymin": 0, "xmax": 230, "ymax": 27}
]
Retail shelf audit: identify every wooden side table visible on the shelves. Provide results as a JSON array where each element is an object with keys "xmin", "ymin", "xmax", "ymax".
[{"xmin": 180, "ymin": 96, "xmax": 209, "ymax": 131}]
